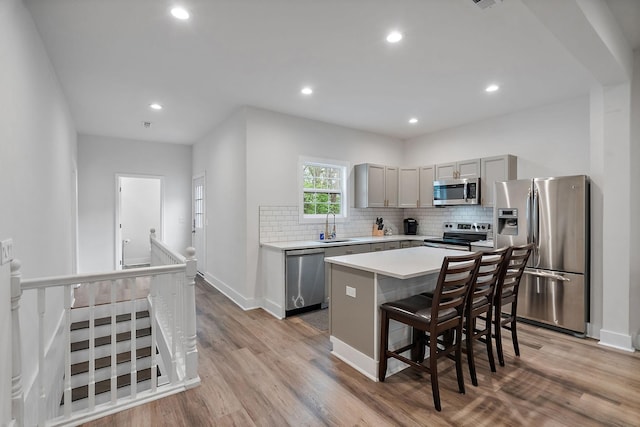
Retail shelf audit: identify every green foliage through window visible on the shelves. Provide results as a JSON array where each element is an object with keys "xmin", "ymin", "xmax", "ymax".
[{"xmin": 303, "ymin": 163, "xmax": 343, "ymax": 215}]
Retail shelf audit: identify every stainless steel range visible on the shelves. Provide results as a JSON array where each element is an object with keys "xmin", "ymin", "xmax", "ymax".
[{"xmin": 423, "ymin": 222, "xmax": 491, "ymax": 251}]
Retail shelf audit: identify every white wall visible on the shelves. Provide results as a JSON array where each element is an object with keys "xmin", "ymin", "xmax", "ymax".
[
  {"xmin": 78, "ymin": 134, "xmax": 192, "ymax": 272},
  {"xmin": 630, "ymin": 51, "xmax": 640, "ymax": 346},
  {"xmin": 192, "ymin": 108, "xmax": 248, "ymax": 303},
  {"xmin": 0, "ymin": 0, "xmax": 77, "ymax": 423},
  {"xmin": 403, "ymin": 96, "xmax": 591, "ymax": 178}
]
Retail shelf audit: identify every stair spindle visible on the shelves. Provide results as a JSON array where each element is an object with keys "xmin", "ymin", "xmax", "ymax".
[
  {"xmin": 110, "ymin": 279, "xmax": 117, "ymax": 404},
  {"xmin": 37, "ymin": 288, "xmax": 46, "ymax": 426}
]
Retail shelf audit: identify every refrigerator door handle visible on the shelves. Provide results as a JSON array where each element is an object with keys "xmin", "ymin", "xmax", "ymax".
[
  {"xmin": 526, "ymin": 187, "xmax": 532, "ymax": 244},
  {"xmin": 532, "ymin": 188, "xmax": 540, "ymax": 266},
  {"xmin": 524, "ymin": 269, "xmax": 571, "ymax": 282}
]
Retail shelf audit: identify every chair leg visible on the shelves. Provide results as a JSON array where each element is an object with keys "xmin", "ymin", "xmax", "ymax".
[
  {"xmin": 486, "ymin": 323, "xmax": 496, "ymax": 373},
  {"xmin": 466, "ymin": 318, "xmax": 478, "ymax": 387},
  {"xmin": 411, "ymin": 328, "xmax": 426, "ymax": 363},
  {"xmin": 511, "ymin": 309, "xmax": 520, "ymax": 357},
  {"xmin": 429, "ymin": 339, "xmax": 442, "ymax": 412},
  {"xmin": 378, "ymin": 310, "xmax": 389, "ymax": 382},
  {"xmin": 454, "ymin": 327, "xmax": 466, "ymax": 395},
  {"xmin": 484, "ymin": 307, "xmax": 496, "ymax": 373},
  {"xmin": 494, "ymin": 306, "xmax": 505, "ymax": 367}
]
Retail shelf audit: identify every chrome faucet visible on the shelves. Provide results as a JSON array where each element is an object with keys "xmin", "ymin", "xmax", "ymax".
[{"xmin": 325, "ymin": 212, "xmax": 336, "ymax": 240}]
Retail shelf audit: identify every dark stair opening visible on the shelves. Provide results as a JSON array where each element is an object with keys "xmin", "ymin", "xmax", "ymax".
[{"xmin": 61, "ymin": 309, "xmax": 161, "ymax": 405}]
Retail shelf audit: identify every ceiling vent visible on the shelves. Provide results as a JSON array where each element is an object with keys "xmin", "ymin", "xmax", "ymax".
[{"xmin": 472, "ymin": 0, "xmax": 502, "ymax": 10}]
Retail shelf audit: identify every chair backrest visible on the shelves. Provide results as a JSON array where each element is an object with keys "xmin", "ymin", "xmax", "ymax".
[
  {"xmin": 430, "ymin": 252, "xmax": 482, "ymax": 333},
  {"xmin": 496, "ymin": 243, "xmax": 534, "ymax": 303},
  {"xmin": 468, "ymin": 247, "xmax": 511, "ymax": 312}
]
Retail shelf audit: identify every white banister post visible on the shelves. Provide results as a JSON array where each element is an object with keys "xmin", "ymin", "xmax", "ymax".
[
  {"xmin": 150, "ymin": 228, "xmax": 156, "ymax": 267},
  {"xmin": 10, "ymin": 260, "xmax": 24, "ymax": 427},
  {"xmin": 183, "ymin": 247, "xmax": 198, "ymax": 383}
]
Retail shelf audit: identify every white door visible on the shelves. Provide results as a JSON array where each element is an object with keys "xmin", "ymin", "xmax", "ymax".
[
  {"xmin": 192, "ymin": 175, "xmax": 206, "ymax": 274},
  {"xmin": 117, "ymin": 176, "xmax": 162, "ymax": 269}
]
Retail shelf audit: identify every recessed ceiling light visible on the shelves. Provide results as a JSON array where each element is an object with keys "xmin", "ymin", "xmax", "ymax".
[
  {"xmin": 149, "ymin": 103, "xmax": 163, "ymax": 110},
  {"xmin": 386, "ymin": 31, "xmax": 403, "ymax": 43},
  {"xmin": 301, "ymin": 87, "xmax": 313, "ymax": 95},
  {"xmin": 171, "ymin": 7, "xmax": 190, "ymax": 20},
  {"xmin": 485, "ymin": 84, "xmax": 500, "ymax": 93},
  {"xmin": 409, "ymin": 118, "xmax": 418, "ymax": 124}
]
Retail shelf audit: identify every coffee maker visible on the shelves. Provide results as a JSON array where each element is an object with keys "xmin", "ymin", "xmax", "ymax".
[{"xmin": 403, "ymin": 218, "xmax": 418, "ymax": 235}]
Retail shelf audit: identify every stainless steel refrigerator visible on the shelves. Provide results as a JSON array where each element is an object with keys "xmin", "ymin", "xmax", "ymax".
[{"xmin": 494, "ymin": 175, "xmax": 589, "ymax": 335}]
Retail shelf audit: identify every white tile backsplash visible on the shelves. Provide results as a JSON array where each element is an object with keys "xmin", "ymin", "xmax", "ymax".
[
  {"xmin": 259, "ymin": 205, "xmax": 494, "ymax": 243},
  {"xmin": 404, "ymin": 206, "xmax": 494, "ymax": 239}
]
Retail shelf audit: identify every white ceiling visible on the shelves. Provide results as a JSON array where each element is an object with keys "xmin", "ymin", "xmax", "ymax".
[{"xmin": 25, "ymin": 0, "xmax": 640, "ymax": 145}]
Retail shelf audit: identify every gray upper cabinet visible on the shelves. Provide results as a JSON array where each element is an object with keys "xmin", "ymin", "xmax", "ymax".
[
  {"xmin": 385, "ymin": 166, "xmax": 398, "ymax": 208},
  {"xmin": 481, "ymin": 154, "xmax": 517, "ymax": 207},
  {"xmin": 355, "ymin": 163, "xmax": 398, "ymax": 208},
  {"xmin": 435, "ymin": 159, "xmax": 480, "ymax": 180},
  {"xmin": 418, "ymin": 165, "xmax": 434, "ymax": 208},
  {"xmin": 398, "ymin": 167, "xmax": 419, "ymax": 208},
  {"xmin": 397, "ymin": 165, "xmax": 435, "ymax": 208}
]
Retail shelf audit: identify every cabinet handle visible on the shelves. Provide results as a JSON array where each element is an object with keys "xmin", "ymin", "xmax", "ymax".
[{"xmin": 417, "ymin": 200, "xmax": 419, "ymax": 207}]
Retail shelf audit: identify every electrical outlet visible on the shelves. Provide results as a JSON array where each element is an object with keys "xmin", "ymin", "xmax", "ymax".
[
  {"xmin": 1, "ymin": 238, "xmax": 13, "ymax": 265},
  {"xmin": 346, "ymin": 285, "xmax": 356, "ymax": 298}
]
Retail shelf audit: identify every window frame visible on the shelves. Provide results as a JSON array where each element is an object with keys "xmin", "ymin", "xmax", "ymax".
[{"xmin": 298, "ymin": 156, "xmax": 349, "ymax": 224}]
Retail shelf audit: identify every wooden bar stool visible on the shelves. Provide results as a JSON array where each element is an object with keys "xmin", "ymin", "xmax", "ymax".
[
  {"xmin": 463, "ymin": 247, "xmax": 511, "ymax": 386},
  {"xmin": 493, "ymin": 243, "xmax": 534, "ymax": 366},
  {"xmin": 378, "ymin": 252, "xmax": 482, "ymax": 411}
]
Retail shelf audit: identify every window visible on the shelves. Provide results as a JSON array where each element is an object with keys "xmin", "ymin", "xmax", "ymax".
[{"xmin": 300, "ymin": 158, "xmax": 348, "ymax": 221}]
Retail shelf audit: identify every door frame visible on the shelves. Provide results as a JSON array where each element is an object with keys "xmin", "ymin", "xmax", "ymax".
[
  {"xmin": 192, "ymin": 173, "xmax": 206, "ymax": 274},
  {"xmin": 115, "ymin": 173, "xmax": 164, "ymax": 270}
]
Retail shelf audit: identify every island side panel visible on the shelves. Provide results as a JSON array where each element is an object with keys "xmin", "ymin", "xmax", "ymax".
[{"xmin": 330, "ymin": 264, "xmax": 375, "ymax": 358}]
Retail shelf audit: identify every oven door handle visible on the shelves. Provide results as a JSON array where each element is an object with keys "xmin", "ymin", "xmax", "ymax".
[{"xmin": 424, "ymin": 242, "xmax": 470, "ymax": 251}]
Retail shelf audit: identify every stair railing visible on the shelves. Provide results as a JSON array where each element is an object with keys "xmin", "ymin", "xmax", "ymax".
[
  {"xmin": 149, "ymin": 229, "xmax": 199, "ymax": 386},
  {"xmin": 7, "ymin": 232, "xmax": 199, "ymax": 427}
]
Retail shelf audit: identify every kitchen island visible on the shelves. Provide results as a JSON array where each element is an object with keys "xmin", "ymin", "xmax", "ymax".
[{"xmin": 324, "ymin": 246, "xmax": 468, "ymax": 381}]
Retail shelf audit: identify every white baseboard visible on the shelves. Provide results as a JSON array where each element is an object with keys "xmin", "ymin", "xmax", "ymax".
[
  {"xmin": 330, "ymin": 335, "xmax": 412, "ymax": 382},
  {"xmin": 330, "ymin": 336, "xmax": 378, "ymax": 381},
  {"xmin": 202, "ymin": 272, "xmax": 262, "ymax": 311},
  {"xmin": 262, "ymin": 297, "xmax": 284, "ymax": 319},
  {"xmin": 599, "ymin": 328, "xmax": 636, "ymax": 352}
]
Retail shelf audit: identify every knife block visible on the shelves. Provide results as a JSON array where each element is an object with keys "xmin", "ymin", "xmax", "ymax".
[{"xmin": 372, "ymin": 225, "xmax": 384, "ymax": 236}]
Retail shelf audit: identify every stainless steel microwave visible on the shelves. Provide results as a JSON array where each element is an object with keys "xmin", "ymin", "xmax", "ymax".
[{"xmin": 433, "ymin": 178, "xmax": 480, "ymax": 206}]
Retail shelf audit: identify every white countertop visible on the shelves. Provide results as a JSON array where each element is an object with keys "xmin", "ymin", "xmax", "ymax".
[
  {"xmin": 260, "ymin": 235, "xmax": 437, "ymax": 251},
  {"xmin": 324, "ymin": 246, "xmax": 470, "ymax": 280}
]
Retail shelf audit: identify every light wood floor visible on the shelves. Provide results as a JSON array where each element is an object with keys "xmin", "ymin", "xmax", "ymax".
[{"xmin": 81, "ymin": 277, "xmax": 640, "ymax": 426}]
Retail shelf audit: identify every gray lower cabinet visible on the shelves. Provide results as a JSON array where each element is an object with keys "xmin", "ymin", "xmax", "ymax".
[
  {"xmin": 370, "ymin": 243, "xmax": 385, "ymax": 252},
  {"xmin": 384, "ymin": 241, "xmax": 400, "ymax": 250}
]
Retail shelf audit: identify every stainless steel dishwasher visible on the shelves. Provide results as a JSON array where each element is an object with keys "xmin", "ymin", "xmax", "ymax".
[{"xmin": 285, "ymin": 248, "xmax": 325, "ymax": 316}]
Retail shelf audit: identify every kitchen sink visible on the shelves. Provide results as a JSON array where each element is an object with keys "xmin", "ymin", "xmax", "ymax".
[{"xmin": 319, "ymin": 238, "xmax": 353, "ymax": 243}]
